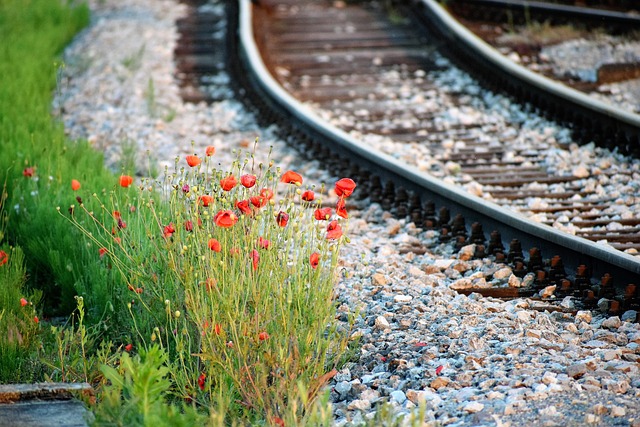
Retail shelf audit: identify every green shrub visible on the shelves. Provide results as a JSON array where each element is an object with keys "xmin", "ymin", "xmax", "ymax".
[{"xmin": 67, "ymin": 147, "xmax": 357, "ymax": 424}]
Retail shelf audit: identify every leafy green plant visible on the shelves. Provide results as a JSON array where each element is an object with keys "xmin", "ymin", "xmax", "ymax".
[
  {"xmin": 41, "ymin": 296, "xmax": 118, "ymax": 385},
  {"xmin": 66, "ymin": 144, "xmax": 357, "ymax": 424},
  {"xmin": 96, "ymin": 345, "xmax": 207, "ymax": 426}
]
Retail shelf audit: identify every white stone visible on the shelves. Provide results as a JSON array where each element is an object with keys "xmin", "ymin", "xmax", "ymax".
[
  {"xmin": 374, "ymin": 315, "xmax": 390, "ymax": 330},
  {"xmin": 508, "ymin": 274, "xmax": 522, "ymax": 288},
  {"xmin": 347, "ymin": 399, "xmax": 371, "ymax": 411},
  {"xmin": 394, "ymin": 295, "xmax": 413, "ymax": 303},
  {"xmin": 575, "ymin": 311, "xmax": 592, "ymax": 323},
  {"xmin": 601, "ymin": 316, "xmax": 621, "ymax": 329},
  {"xmin": 493, "ymin": 267, "xmax": 512, "ymax": 280},
  {"xmin": 433, "ymin": 259, "xmax": 455, "ymax": 269},
  {"xmin": 539, "ymin": 285, "xmax": 556, "ymax": 299},
  {"xmin": 390, "ymin": 390, "xmax": 406, "ymax": 404},
  {"xmin": 463, "ymin": 402, "xmax": 484, "ymax": 413},
  {"xmin": 610, "ymin": 406, "xmax": 626, "ymax": 417}
]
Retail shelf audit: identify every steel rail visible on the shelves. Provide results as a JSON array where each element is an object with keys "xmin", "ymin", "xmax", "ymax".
[
  {"xmin": 235, "ymin": 0, "xmax": 640, "ymax": 283},
  {"xmin": 415, "ymin": 0, "xmax": 640, "ymax": 157},
  {"xmin": 452, "ymin": 0, "xmax": 640, "ymax": 26}
]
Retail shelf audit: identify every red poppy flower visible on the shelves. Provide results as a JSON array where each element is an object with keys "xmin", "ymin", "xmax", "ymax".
[
  {"xmin": 309, "ymin": 252, "xmax": 320, "ymax": 269},
  {"xmin": 240, "ymin": 174, "xmax": 256, "ymax": 188},
  {"xmin": 250, "ymin": 195, "xmax": 268, "ymax": 209},
  {"xmin": 258, "ymin": 237, "xmax": 270, "ymax": 249},
  {"xmin": 335, "ymin": 178, "xmax": 356, "ymax": 198},
  {"xmin": 23, "ymin": 167, "xmax": 34, "ymax": 177},
  {"xmin": 20, "ymin": 298, "xmax": 28, "ymax": 307},
  {"xmin": 119, "ymin": 175, "xmax": 133, "ymax": 188},
  {"xmin": 251, "ymin": 249, "xmax": 259, "ymax": 271},
  {"xmin": 99, "ymin": 248, "xmax": 108, "ymax": 258},
  {"xmin": 214, "ymin": 210, "xmax": 238, "ymax": 228},
  {"xmin": 0, "ymin": 250, "xmax": 7, "ymax": 266},
  {"xmin": 236, "ymin": 199, "xmax": 252, "ymax": 216},
  {"xmin": 198, "ymin": 373, "xmax": 206, "ymax": 391},
  {"xmin": 301, "ymin": 190, "xmax": 315, "ymax": 202},
  {"xmin": 314, "ymin": 207, "xmax": 332, "ymax": 221},
  {"xmin": 205, "ymin": 145, "xmax": 215, "ymax": 156},
  {"xmin": 326, "ymin": 220, "xmax": 343, "ymax": 240},
  {"xmin": 273, "ymin": 417, "xmax": 285, "ymax": 427},
  {"xmin": 117, "ymin": 218, "xmax": 127, "ymax": 230},
  {"xmin": 260, "ymin": 188, "xmax": 274, "ymax": 200},
  {"xmin": 203, "ymin": 277, "xmax": 217, "ymax": 292},
  {"xmin": 163, "ymin": 223, "xmax": 176, "ymax": 239},
  {"xmin": 276, "ymin": 211, "xmax": 289, "ymax": 227},
  {"xmin": 125, "ymin": 343, "xmax": 133, "ymax": 352},
  {"xmin": 34, "ymin": 316, "xmax": 39, "ymax": 324},
  {"xmin": 208, "ymin": 238, "xmax": 221, "ymax": 252},
  {"xmin": 220, "ymin": 175, "xmax": 238, "ymax": 191},
  {"xmin": 258, "ymin": 331, "xmax": 269, "ymax": 341},
  {"xmin": 186, "ymin": 155, "xmax": 201, "ymax": 167},
  {"xmin": 185, "ymin": 220, "xmax": 194, "ymax": 232},
  {"xmin": 113, "ymin": 211, "xmax": 122, "ymax": 220},
  {"xmin": 71, "ymin": 179, "xmax": 81, "ymax": 191},
  {"xmin": 214, "ymin": 323, "xmax": 222, "ymax": 336},
  {"xmin": 114, "ymin": 237, "xmax": 121, "ymax": 245},
  {"xmin": 280, "ymin": 170, "xmax": 303, "ymax": 185},
  {"xmin": 336, "ymin": 198, "xmax": 348, "ymax": 219},
  {"xmin": 198, "ymin": 195, "xmax": 214, "ymax": 207}
]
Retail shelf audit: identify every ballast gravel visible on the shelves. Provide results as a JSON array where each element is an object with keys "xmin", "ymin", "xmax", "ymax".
[{"xmin": 53, "ymin": 0, "xmax": 640, "ymax": 425}]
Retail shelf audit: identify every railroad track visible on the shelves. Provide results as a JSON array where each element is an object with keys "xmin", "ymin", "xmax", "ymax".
[
  {"xmin": 175, "ymin": 0, "xmax": 640, "ymax": 317},
  {"xmin": 446, "ymin": 0, "xmax": 640, "ymax": 113},
  {"xmin": 447, "ymin": 0, "xmax": 640, "ymax": 30}
]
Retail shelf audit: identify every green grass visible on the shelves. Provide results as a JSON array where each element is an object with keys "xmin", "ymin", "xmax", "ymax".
[{"xmin": 0, "ymin": 0, "xmax": 118, "ymax": 317}]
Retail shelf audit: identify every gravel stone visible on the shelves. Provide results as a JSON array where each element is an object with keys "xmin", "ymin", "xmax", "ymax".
[
  {"xmin": 347, "ymin": 399, "xmax": 371, "ymax": 411},
  {"xmin": 374, "ymin": 316, "xmax": 390, "ymax": 330},
  {"xmin": 602, "ymin": 316, "xmax": 622, "ymax": 330},
  {"xmin": 567, "ymin": 363, "xmax": 588, "ymax": 379},
  {"xmin": 462, "ymin": 402, "xmax": 484, "ymax": 413},
  {"xmin": 611, "ymin": 406, "xmax": 626, "ymax": 417},
  {"xmin": 390, "ymin": 390, "xmax": 406, "ymax": 405}
]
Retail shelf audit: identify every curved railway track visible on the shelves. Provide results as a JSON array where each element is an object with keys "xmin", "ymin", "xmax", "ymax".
[
  {"xmin": 447, "ymin": 0, "xmax": 640, "ymax": 30},
  {"xmin": 176, "ymin": 0, "xmax": 640, "ymax": 315},
  {"xmin": 446, "ymin": 0, "xmax": 640, "ymax": 112}
]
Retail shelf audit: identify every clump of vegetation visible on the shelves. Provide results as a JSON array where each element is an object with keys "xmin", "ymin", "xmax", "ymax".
[
  {"xmin": 64, "ymin": 144, "xmax": 357, "ymax": 423},
  {"xmin": 0, "ymin": 0, "xmax": 395, "ymax": 425},
  {"xmin": 0, "ymin": 183, "xmax": 42, "ymax": 383}
]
